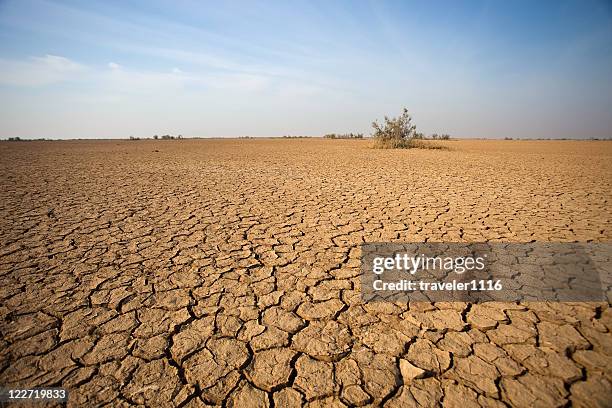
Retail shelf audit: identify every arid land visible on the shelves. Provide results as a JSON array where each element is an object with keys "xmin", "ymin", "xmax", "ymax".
[{"xmin": 0, "ymin": 139, "xmax": 611, "ymax": 407}]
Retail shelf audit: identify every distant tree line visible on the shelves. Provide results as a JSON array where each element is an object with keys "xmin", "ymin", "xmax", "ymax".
[
  {"xmin": 324, "ymin": 133, "xmax": 364, "ymax": 139},
  {"xmin": 414, "ymin": 133, "xmax": 450, "ymax": 140},
  {"xmin": 151, "ymin": 134, "xmax": 183, "ymax": 140},
  {"xmin": 322, "ymin": 129, "xmax": 450, "ymax": 142},
  {"xmin": 6, "ymin": 137, "xmax": 51, "ymax": 141},
  {"xmin": 429, "ymin": 133, "xmax": 451, "ymax": 140}
]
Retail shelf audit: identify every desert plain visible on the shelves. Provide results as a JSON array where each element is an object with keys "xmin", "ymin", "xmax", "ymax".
[{"xmin": 0, "ymin": 138, "xmax": 611, "ymax": 407}]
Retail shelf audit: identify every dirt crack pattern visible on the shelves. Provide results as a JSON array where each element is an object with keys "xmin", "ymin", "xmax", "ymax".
[{"xmin": 1, "ymin": 139, "xmax": 611, "ymax": 407}]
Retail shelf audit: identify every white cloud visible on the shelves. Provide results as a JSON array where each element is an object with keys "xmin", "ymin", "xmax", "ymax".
[
  {"xmin": 33, "ymin": 54, "xmax": 82, "ymax": 71},
  {"xmin": 172, "ymin": 67, "xmax": 182, "ymax": 74},
  {"xmin": 108, "ymin": 62, "xmax": 121, "ymax": 70},
  {"xmin": 0, "ymin": 54, "xmax": 83, "ymax": 86}
]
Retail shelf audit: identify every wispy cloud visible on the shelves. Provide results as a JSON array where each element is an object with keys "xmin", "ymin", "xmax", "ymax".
[
  {"xmin": 0, "ymin": 0, "xmax": 347, "ymax": 91},
  {"xmin": 0, "ymin": 55, "xmax": 280, "ymax": 99},
  {"xmin": 0, "ymin": 53, "xmax": 319, "ymax": 97},
  {"xmin": 0, "ymin": 54, "xmax": 83, "ymax": 86}
]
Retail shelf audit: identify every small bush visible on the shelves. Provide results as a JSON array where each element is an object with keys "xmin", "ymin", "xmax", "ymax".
[
  {"xmin": 371, "ymin": 109, "xmax": 450, "ymax": 149},
  {"xmin": 371, "ymin": 108, "xmax": 418, "ymax": 149}
]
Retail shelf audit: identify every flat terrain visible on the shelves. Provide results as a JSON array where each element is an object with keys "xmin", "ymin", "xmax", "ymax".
[{"xmin": 1, "ymin": 139, "xmax": 611, "ymax": 407}]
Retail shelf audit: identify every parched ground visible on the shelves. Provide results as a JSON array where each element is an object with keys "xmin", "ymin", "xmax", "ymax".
[{"xmin": 0, "ymin": 139, "xmax": 611, "ymax": 407}]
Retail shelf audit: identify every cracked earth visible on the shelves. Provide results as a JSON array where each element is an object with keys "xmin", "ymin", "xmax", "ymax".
[{"xmin": 1, "ymin": 139, "xmax": 611, "ymax": 407}]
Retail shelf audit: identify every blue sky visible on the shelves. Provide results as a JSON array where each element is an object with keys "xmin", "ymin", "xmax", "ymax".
[{"xmin": 0, "ymin": 0, "xmax": 611, "ymax": 139}]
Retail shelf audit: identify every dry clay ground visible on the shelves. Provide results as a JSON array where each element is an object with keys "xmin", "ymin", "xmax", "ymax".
[{"xmin": 0, "ymin": 139, "xmax": 611, "ymax": 407}]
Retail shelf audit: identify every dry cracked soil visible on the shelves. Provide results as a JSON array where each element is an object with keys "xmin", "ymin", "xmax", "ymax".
[{"xmin": 0, "ymin": 138, "xmax": 611, "ymax": 407}]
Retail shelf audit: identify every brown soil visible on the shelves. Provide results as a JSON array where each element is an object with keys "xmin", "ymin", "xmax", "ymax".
[{"xmin": 1, "ymin": 139, "xmax": 611, "ymax": 407}]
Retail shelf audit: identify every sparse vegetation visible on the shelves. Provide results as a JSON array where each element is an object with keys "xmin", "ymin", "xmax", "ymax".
[
  {"xmin": 324, "ymin": 133, "xmax": 364, "ymax": 139},
  {"xmin": 3, "ymin": 137, "xmax": 53, "ymax": 141},
  {"xmin": 371, "ymin": 108, "xmax": 450, "ymax": 148},
  {"xmin": 147, "ymin": 134, "xmax": 183, "ymax": 140},
  {"xmin": 371, "ymin": 108, "xmax": 420, "ymax": 149},
  {"xmin": 370, "ymin": 109, "xmax": 455, "ymax": 149}
]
